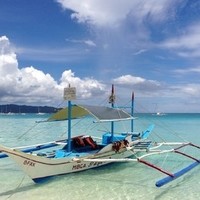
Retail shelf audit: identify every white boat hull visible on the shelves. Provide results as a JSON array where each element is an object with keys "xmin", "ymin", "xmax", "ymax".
[{"xmin": 0, "ymin": 144, "xmax": 135, "ymax": 182}]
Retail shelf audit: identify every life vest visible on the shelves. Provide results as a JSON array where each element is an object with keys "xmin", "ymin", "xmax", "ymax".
[
  {"xmin": 83, "ymin": 137, "xmax": 97, "ymax": 149},
  {"xmin": 112, "ymin": 139, "xmax": 129, "ymax": 152},
  {"xmin": 74, "ymin": 136, "xmax": 85, "ymax": 147}
]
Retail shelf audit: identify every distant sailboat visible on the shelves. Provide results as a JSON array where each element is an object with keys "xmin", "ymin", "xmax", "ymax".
[
  {"xmin": 19, "ymin": 106, "xmax": 26, "ymax": 115},
  {"xmin": 153, "ymin": 104, "xmax": 165, "ymax": 116},
  {"xmin": 37, "ymin": 107, "xmax": 45, "ymax": 115},
  {"xmin": 0, "ymin": 105, "xmax": 3, "ymax": 115},
  {"xmin": 6, "ymin": 105, "xmax": 15, "ymax": 115}
]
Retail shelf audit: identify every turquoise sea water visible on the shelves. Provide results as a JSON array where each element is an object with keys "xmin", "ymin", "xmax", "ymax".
[{"xmin": 0, "ymin": 113, "xmax": 200, "ymax": 200}]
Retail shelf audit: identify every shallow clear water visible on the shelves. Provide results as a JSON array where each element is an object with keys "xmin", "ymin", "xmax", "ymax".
[{"xmin": 0, "ymin": 113, "xmax": 200, "ymax": 200}]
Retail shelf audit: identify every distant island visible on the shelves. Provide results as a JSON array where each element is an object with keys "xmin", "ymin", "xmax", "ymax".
[{"xmin": 0, "ymin": 104, "xmax": 60, "ymax": 114}]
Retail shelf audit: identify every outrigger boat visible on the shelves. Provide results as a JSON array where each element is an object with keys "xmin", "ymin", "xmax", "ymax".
[{"xmin": 0, "ymin": 85, "xmax": 199, "ymax": 187}]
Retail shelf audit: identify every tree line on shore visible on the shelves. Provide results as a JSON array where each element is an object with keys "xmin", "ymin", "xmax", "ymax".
[{"xmin": 0, "ymin": 104, "xmax": 59, "ymax": 114}]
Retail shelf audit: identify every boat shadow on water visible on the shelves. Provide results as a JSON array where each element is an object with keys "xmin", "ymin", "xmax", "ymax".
[{"xmin": 0, "ymin": 183, "xmax": 36, "ymax": 198}]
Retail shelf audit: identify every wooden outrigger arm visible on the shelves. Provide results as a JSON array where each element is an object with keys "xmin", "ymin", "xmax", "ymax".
[
  {"xmin": 82, "ymin": 142, "xmax": 200, "ymax": 187},
  {"xmin": 138, "ymin": 159, "xmax": 174, "ymax": 177}
]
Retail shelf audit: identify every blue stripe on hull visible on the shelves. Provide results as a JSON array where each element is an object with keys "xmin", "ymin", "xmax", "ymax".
[
  {"xmin": 33, "ymin": 176, "xmax": 53, "ymax": 183},
  {"xmin": 0, "ymin": 143, "xmax": 59, "ymax": 159}
]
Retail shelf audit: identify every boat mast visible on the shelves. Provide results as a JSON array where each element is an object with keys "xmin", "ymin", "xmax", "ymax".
[
  {"xmin": 64, "ymin": 85, "xmax": 76, "ymax": 152},
  {"xmin": 131, "ymin": 91, "xmax": 134, "ymax": 132},
  {"xmin": 109, "ymin": 84, "xmax": 115, "ymax": 142}
]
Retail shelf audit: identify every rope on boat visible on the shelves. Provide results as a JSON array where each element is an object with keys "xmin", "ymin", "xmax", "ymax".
[
  {"xmin": 126, "ymin": 140, "xmax": 200, "ymax": 187},
  {"xmin": 17, "ymin": 122, "xmax": 40, "ymax": 140},
  {"xmin": 4, "ymin": 173, "xmax": 27, "ymax": 200}
]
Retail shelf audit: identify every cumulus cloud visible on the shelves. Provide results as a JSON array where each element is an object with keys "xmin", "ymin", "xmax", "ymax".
[
  {"xmin": 111, "ymin": 74, "xmax": 200, "ymax": 112},
  {"xmin": 56, "ymin": 0, "xmax": 179, "ymax": 27},
  {"xmin": 1, "ymin": 35, "xmax": 200, "ymax": 112},
  {"xmin": 60, "ymin": 70, "xmax": 105, "ymax": 99},
  {"xmin": 0, "ymin": 36, "xmax": 105, "ymax": 105},
  {"xmin": 0, "ymin": 36, "xmax": 18, "ymax": 75},
  {"xmin": 113, "ymin": 75, "xmax": 161, "ymax": 93},
  {"xmin": 0, "ymin": 36, "xmax": 60, "ymax": 104},
  {"xmin": 123, "ymin": 73, "xmax": 200, "ymax": 98}
]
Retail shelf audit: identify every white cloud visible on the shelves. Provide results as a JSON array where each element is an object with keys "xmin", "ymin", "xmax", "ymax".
[
  {"xmin": 60, "ymin": 70, "xmax": 105, "ymax": 98},
  {"xmin": 0, "ymin": 37, "xmax": 51, "ymax": 103},
  {"xmin": 84, "ymin": 40, "xmax": 96, "ymax": 47},
  {"xmin": 183, "ymin": 84, "xmax": 200, "ymax": 96},
  {"xmin": 0, "ymin": 36, "xmax": 105, "ymax": 105},
  {"xmin": 112, "ymin": 74, "xmax": 200, "ymax": 112},
  {"xmin": 0, "ymin": 36, "xmax": 18, "ymax": 75},
  {"xmin": 161, "ymin": 22, "xmax": 200, "ymax": 58},
  {"xmin": 133, "ymin": 49, "xmax": 147, "ymax": 56},
  {"xmin": 113, "ymin": 74, "xmax": 200, "ymax": 99},
  {"xmin": 56, "ymin": 0, "xmax": 179, "ymax": 27},
  {"xmin": 162, "ymin": 23, "xmax": 200, "ymax": 49},
  {"xmin": 174, "ymin": 66, "xmax": 200, "ymax": 74},
  {"xmin": 66, "ymin": 38, "xmax": 96, "ymax": 47},
  {"xmin": 113, "ymin": 75, "xmax": 161, "ymax": 93},
  {"xmin": 1, "ymin": 35, "xmax": 200, "ymax": 112},
  {"xmin": 56, "ymin": 0, "xmax": 183, "ymax": 62},
  {"xmin": 0, "ymin": 36, "xmax": 61, "ymax": 105},
  {"xmin": 169, "ymin": 83, "xmax": 200, "ymax": 98}
]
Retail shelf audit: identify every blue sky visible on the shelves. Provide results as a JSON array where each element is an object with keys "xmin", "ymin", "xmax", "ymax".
[{"xmin": 0, "ymin": 0, "xmax": 200, "ymax": 112}]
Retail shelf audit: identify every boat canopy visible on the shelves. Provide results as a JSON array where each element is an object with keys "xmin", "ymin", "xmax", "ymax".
[
  {"xmin": 48, "ymin": 105, "xmax": 133, "ymax": 122},
  {"xmin": 47, "ymin": 105, "xmax": 88, "ymax": 121}
]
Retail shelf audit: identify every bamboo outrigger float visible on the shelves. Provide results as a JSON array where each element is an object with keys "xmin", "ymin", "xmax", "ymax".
[{"xmin": 0, "ymin": 85, "xmax": 199, "ymax": 187}]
